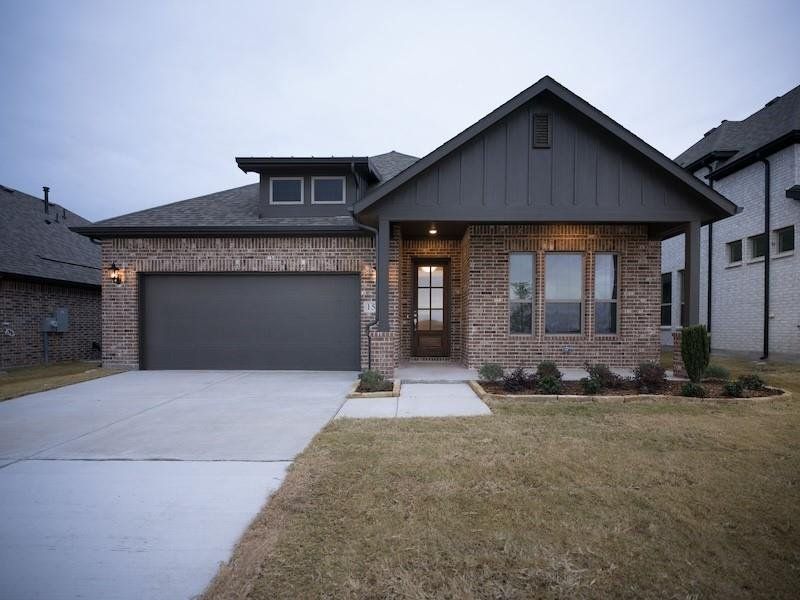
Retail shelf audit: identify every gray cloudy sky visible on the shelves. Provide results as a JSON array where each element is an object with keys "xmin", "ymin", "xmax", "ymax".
[{"xmin": 1, "ymin": 0, "xmax": 798, "ymax": 221}]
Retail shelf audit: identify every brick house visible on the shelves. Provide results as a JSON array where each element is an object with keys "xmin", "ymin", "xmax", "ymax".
[
  {"xmin": 74, "ymin": 77, "xmax": 737, "ymax": 377},
  {"xmin": 1, "ymin": 185, "xmax": 101, "ymax": 368},
  {"xmin": 662, "ymin": 83, "xmax": 799, "ymax": 359}
]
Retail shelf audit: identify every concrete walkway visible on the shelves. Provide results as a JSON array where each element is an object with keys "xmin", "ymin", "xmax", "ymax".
[
  {"xmin": 337, "ymin": 382, "xmax": 491, "ymax": 419},
  {"xmin": 0, "ymin": 370, "xmax": 353, "ymax": 600}
]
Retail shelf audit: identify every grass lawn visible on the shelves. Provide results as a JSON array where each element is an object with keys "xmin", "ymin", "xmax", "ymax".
[
  {"xmin": 0, "ymin": 361, "xmax": 120, "ymax": 401},
  {"xmin": 205, "ymin": 354, "xmax": 800, "ymax": 599}
]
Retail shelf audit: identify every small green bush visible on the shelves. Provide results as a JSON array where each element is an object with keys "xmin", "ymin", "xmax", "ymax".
[
  {"xmin": 634, "ymin": 361, "xmax": 667, "ymax": 393},
  {"xmin": 738, "ymin": 373, "xmax": 766, "ymax": 390},
  {"xmin": 585, "ymin": 363, "xmax": 622, "ymax": 389},
  {"xmin": 722, "ymin": 380, "xmax": 744, "ymax": 398},
  {"xmin": 359, "ymin": 369, "xmax": 389, "ymax": 392},
  {"xmin": 680, "ymin": 325, "xmax": 710, "ymax": 383},
  {"xmin": 580, "ymin": 377, "xmax": 601, "ymax": 395},
  {"xmin": 537, "ymin": 361, "xmax": 562, "ymax": 381},
  {"xmin": 680, "ymin": 382, "xmax": 708, "ymax": 398},
  {"xmin": 538, "ymin": 375, "xmax": 562, "ymax": 395},
  {"xmin": 704, "ymin": 364, "xmax": 730, "ymax": 380},
  {"xmin": 502, "ymin": 367, "xmax": 534, "ymax": 393},
  {"xmin": 478, "ymin": 363, "xmax": 504, "ymax": 382}
]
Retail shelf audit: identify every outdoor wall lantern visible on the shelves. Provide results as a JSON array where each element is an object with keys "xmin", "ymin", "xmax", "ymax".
[
  {"xmin": 109, "ymin": 262, "xmax": 123, "ymax": 286},
  {"xmin": 428, "ymin": 223, "xmax": 438, "ymax": 235}
]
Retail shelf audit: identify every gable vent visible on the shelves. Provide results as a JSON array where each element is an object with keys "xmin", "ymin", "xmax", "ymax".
[{"xmin": 532, "ymin": 113, "xmax": 552, "ymax": 148}]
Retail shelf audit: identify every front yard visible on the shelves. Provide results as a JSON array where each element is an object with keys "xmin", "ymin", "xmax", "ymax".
[
  {"xmin": 205, "ymin": 355, "xmax": 800, "ymax": 599},
  {"xmin": 0, "ymin": 361, "xmax": 119, "ymax": 401}
]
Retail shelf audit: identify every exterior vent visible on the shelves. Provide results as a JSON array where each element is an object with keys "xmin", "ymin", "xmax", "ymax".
[{"xmin": 532, "ymin": 113, "xmax": 552, "ymax": 148}]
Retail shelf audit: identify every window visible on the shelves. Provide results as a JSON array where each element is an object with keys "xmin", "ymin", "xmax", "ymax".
[
  {"xmin": 749, "ymin": 233, "xmax": 767, "ymax": 259},
  {"xmin": 727, "ymin": 239, "xmax": 743, "ymax": 264},
  {"xmin": 509, "ymin": 253, "xmax": 535, "ymax": 334},
  {"xmin": 679, "ymin": 269, "xmax": 687, "ymax": 327},
  {"xmin": 311, "ymin": 176, "xmax": 345, "ymax": 204},
  {"xmin": 660, "ymin": 273, "xmax": 672, "ymax": 327},
  {"xmin": 776, "ymin": 225, "xmax": 795, "ymax": 254},
  {"xmin": 269, "ymin": 177, "xmax": 303, "ymax": 204},
  {"xmin": 595, "ymin": 254, "xmax": 618, "ymax": 334},
  {"xmin": 545, "ymin": 253, "xmax": 582, "ymax": 334}
]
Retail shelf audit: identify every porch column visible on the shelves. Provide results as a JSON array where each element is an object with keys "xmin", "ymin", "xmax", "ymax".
[
  {"xmin": 376, "ymin": 218, "xmax": 390, "ymax": 332},
  {"xmin": 684, "ymin": 220, "xmax": 701, "ymax": 325}
]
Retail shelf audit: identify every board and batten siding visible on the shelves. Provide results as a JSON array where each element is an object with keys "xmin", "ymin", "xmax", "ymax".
[{"xmin": 364, "ymin": 96, "xmax": 718, "ymax": 225}]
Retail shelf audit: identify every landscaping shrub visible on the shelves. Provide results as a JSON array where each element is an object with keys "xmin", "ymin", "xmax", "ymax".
[
  {"xmin": 634, "ymin": 361, "xmax": 667, "ymax": 393},
  {"xmin": 680, "ymin": 382, "xmax": 708, "ymax": 398},
  {"xmin": 580, "ymin": 377, "xmax": 601, "ymax": 395},
  {"xmin": 680, "ymin": 325, "xmax": 710, "ymax": 383},
  {"xmin": 585, "ymin": 362, "xmax": 622, "ymax": 389},
  {"xmin": 704, "ymin": 364, "xmax": 730, "ymax": 380},
  {"xmin": 722, "ymin": 380, "xmax": 744, "ymax": 398},
  {"xmin": 738, "ymin": 373, "xmax": 766, "ymax": 390},
  {"xmin": 502, "ymin": 367, "xmax": 534, "ymax": 393},
  {"xmin": 478, "ymin": 363, "xmax": 504, "ymax": 383},
  {"xmin": 359, "ymin": 369, "xmax": 389, "ymax": 392},
  {"xmin": 537, "ymin": 361, "xmax": 562, "ymax": 381},
  {"xmin": 537, "ymin": 375, "xmax": 562, "ymax": 395}
]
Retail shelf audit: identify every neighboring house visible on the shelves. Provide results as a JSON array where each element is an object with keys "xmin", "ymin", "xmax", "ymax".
[
  {"xmin": 73, "ymin": 76, "xmax": 736, "ymax": 377},
  {"xmin": 662, "ymin": 84, "xmax": 800, "ymax": 358},
  {"xmin": 0, "ymin": 185, "xmax": 101, "ymax": 368}
]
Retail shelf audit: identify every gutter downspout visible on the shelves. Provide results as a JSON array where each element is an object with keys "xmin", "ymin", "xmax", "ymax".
[
  {"xmin": 707, "ymin": 167, "xmax": 713, "ymax": 334},
  {"xmin": 349, "ymin": 206, "xmax": 378, "ymax": 371},
  {"xmin": 760, "ymin": 158, "xmax": 771, "ymax": 360}
]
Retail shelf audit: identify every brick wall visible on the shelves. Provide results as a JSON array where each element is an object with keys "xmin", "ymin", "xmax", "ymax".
[
  {"xmin": 100, "ymin": 236, "xmax": 395, "ymax": 373},
  {"xmin": 464, "ymin": 224, "xmax": 661, "ymax": 369},
  {"xmin": 0, "ymin": 277, "xmax": 101, "ymax": 368}
]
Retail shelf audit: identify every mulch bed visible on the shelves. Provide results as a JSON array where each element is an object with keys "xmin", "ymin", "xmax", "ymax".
[
  {"xmin": 481, "ymin": 379, "xmax": 782, "ymax": 398},
  {"xmin": 356, "ymin": 381, "xmax": 394, "ymax": 393}
]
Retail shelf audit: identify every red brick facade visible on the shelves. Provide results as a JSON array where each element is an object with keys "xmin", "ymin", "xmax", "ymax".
[
  {"xmin": 100, "ymin": 223, "xmax": 660, "ymax": 377},
  {"xmin": 0, "ymin": 277, "xmax": 101, "ymax": 368}
]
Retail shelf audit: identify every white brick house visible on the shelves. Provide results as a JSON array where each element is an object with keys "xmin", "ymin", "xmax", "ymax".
[{"xmin": 662, "ymin": 86, "xmax": 800, "ymax": 358}]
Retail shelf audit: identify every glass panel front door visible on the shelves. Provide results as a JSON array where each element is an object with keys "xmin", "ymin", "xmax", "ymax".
[{"xmin": 413, "ymin": 261, "xmax": 448, "ymax": 356}]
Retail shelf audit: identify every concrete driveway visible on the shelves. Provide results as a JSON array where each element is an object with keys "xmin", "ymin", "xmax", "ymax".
[{"xmin": 0, "ymin": 370, "xmax": 353, "ymax": 600}]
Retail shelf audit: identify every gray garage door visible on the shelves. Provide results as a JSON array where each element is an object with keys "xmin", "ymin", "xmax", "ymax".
[{"xmin": 140, "ymin": 273, "xmax": 360, "ymax": 370}]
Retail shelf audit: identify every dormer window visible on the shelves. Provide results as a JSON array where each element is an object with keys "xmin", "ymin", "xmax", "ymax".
[
  {"xmin": 311, "ymin": 176, "xmax": 346, "ymax": 204},
  {"xmin": 269, "ymin": 177, "xmax": 304, "ymax": 205}
]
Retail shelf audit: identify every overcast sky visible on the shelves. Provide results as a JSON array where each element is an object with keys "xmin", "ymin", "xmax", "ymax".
[{"xmin": 1, "ymin": 0, "xmax": 798, "ymax": 221}]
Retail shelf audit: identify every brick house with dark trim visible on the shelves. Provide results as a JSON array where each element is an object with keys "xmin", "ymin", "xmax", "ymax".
[
  {"xmin": 74, "ymin": 77, "xmax": 737, "ymax": 377},
  {"xmin": 1, "ymin": 185, "xmax": 101, "ymax": 368}
]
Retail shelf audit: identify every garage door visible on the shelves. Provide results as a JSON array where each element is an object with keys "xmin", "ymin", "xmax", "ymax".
[{"xmin": 140, "ymin": 273, "xmax": 360, "ymax": 370}]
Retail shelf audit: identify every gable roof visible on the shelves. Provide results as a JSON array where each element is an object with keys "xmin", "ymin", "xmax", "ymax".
[
  {"xmin": 0, "ymin": 185, "xmax": 100, "ymax": 286},
  {"xmin": 676, "ymin": 83, "xmax": 800, "ymax": 177},
  {"xmin": 368, "ymin": 151, "xmax": 419, "ymax": 183},
  {"xmin": 353, "ymin": 76, "xmax": 737, "ymax": 217}
]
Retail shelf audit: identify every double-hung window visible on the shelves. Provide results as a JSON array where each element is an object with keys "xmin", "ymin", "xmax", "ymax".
[
  {"xmin": 509, "ymin": 253, "xmax": 535, "ymax": 334},
  {"xmin": 545, "ymin": 253, "xmax": 583, "ymax": 334},
  {"xmin": 594, "ymin": 254, "xmax": 618, "ymax": 334},
  {"xmin": 660, "ymin": 273, "xmax": 672, "ymax": 326}
]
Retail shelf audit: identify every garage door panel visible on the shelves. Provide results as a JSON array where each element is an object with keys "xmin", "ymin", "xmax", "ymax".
[{"xmin": 141, "ymin": 274, "xmax": 360, "ymax": 370}]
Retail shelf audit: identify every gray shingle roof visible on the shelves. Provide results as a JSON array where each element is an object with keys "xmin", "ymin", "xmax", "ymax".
[
  {"xmin": 0, "ymin": 185, "xmax": 100, "ymax": 286},
  {"xmin": 77, "ymin": 151, "xmax": 419, "ymax": 234},
  {"xmin": 369, "ymin": 151, "xmax": 419, "ymax": 183},
  {"xmin": 676, "ymin": 83, "xmax": 800, "ymax": 172}
]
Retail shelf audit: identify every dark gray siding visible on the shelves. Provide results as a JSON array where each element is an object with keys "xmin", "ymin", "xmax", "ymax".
[
  {"xmin": 363, "ymin": 96, "xmax": 720, "ymax": 224},
  {"xmin": 257, "ymin": 166, "xmax": 364, "ymax": 219},
  {"xmin": 140, "ymin": 273, "xmax": 360, "ymax": 370}
]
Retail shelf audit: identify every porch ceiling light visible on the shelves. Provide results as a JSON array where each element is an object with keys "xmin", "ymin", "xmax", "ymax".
[
  {"xmin": 109, "ymin": 262, "xmax": 123, "ymax": 286},
  {"xmin": 428, "ymin": 223, "xmax": 438, "ymax": 235}
]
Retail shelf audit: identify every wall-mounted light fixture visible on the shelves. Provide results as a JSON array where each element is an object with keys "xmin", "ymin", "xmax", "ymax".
[
  {"xmin": 109, "ymin": 262, "xmax": 123, "ymax": 286},
  {"xmin": 428, "ymin": 223, "xmax": 438, "ymax": 235}
]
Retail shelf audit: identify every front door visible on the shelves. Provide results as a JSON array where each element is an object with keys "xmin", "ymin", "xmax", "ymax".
[{"xmin": 412, "ymin": 260, "xmax": 449, "ymax": 357}]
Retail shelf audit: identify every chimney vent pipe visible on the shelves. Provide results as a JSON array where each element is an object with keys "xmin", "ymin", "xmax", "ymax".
[{"xmin": 43, "ymin": 186, "xmax": 50, "ymax": 214}]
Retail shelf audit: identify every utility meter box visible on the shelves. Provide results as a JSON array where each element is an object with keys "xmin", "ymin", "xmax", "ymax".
[{"xmin": 40, "ymin": 308, "xmax": 69, "ymax": 333}]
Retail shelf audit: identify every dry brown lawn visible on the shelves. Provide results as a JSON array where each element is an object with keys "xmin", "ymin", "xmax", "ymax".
[
  {"xmin": 205, "ymin": 355, "xmax": 800, "ymax": 599},
  {"xmin": 0, "ymin": 361, "xmax": 120, "ymax": 401}
]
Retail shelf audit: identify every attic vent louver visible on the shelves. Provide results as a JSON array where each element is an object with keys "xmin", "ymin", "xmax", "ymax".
[{"xmin": 532, "ymin": 113, "xmax": 552, "ymax": 148}]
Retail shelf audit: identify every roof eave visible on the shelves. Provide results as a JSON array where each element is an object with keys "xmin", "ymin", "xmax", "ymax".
[
  {"xmin": 708, "ymin": 130, "xmax": 800, "ymax": 180},
  {"xmin": 71, "ymin": 225, "xmax": 368, "ymax": 238}
]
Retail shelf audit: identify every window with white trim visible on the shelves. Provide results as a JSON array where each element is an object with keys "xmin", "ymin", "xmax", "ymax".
[
  {"xmin": 727, "ymin": 239, "xmax": 743, "ymax": 264},
  {"xmin": 775, "ymin": 225, "xmax": 795, "ymax": 254},
  {"xmin": 269, "ymin": 177, "xmax": 303, "ymax": 204},
  {"xmin": 545, "ymin": 253, "xmax": 583, "ymax": 334},
  {"xmin": 749, "ymin": 233, "xmax": 767, "ymax": 259},
  {"xmin": 311, "ymin": 176, "xmax": 345, "ymax": 204},
  {"xmin": 594, "ymin": 253, "xmax": 618, "ymax": 334}
]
